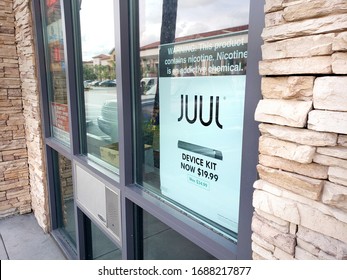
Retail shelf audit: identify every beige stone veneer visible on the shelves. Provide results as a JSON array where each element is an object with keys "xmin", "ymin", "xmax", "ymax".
[
  {"xmin": 253, "ymin": 0, "xmax": 347, "ymax": 259},
  {"xmin": 0, "ymin": 0, "xmax": 31, "ymax": 218},
  {"xmin": 14, "ymin": 0, "xmax": 49, "ymax": 231},
  {"xmin": 0, "ymin": 0, "xmax": 49, "ymax": 231}
]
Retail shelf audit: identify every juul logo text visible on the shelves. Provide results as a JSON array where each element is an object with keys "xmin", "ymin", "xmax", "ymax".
[{"xmin": 177, "ymin": 94, "xmax": 223, "ymax": 129}]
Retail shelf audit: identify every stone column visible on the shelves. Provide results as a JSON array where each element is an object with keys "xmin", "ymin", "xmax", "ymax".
[
  {"xmin": 13, "ymin": 0, "xmax": 49, "ymax": 232},
  {"xmin": 0, "ymin": 0, "xmax": 31, "ymax": 218},
  {"xmin": 253, "ymin": 0, "xmax": 347, "ymax": 259}
]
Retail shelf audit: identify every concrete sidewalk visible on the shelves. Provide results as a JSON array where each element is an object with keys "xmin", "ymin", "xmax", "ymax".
[{"xmin": 0, "ymin": 213, "xmax": 66, "ymax": 260}]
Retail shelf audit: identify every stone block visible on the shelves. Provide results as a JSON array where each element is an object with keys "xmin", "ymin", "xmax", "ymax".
[
  {"xmin": 328, "ymin": 167, "xmax": 347, "ymax": 187},
  {"xmin": 322, "ymin": 181, "xmax": 347, "ymax": 211},
  {"xmin": 295, "ymin": 246, "xmax": 318, "ymax": 260},
  {"xmin": 308, "ymin": 110, "xmax": 347, "ymax": 134},
  {"xmin": 252, "ymin": 233, "xmax": 275, "ymax": 252},
  {"xmin": 7, "ymin": 117, "xmax": 25, "ymax": 126},
  {"xmin": 262, "ymin": 34, "xmax": 334, "ymax": 60},
  {"xmin": 283, "ymin": 0, "xmax": 347, "ymax": 22},
  {"xmin": 254, "ymin": 180, "xmax": 275, "ymax": 200},
  {"xmin": 259, "ymin": 56, "xmax": 332, "ymax": 75},
  {"xmin": 0, "ymin": 45, "xmax": 17, "ymax": 57},
  {"xmin": 1, "ymin": 148, "xmax": 27, "ymax": 159},
  {"xmin": 262, "ymin": 14, "xmax": 347, "ymax": 42},
  {"xmin": 17, "ymin": 194, "xmax": 31, "ymax": 202},
  {"xmin": 13, "ymin": 129, "xmax": 25, "ymax": 139},
  {"xmin": 265, "ymin": 10, "xmax": 286, "ymax": 27},
  {"xmin": 253, "ymin": 189, "xmax": 347, "ymax": 243},
  {"xmin": 259, "ymin": 154, "xmax": 328, "ymax": 180},
  {"xmin": 0, "ymin": 207, "xmax": 18, "ymax": 218},
  {"xmin": 254, "ymin": 179, "xmax": 347, "ymax": 225},
  {"xmin": 0, "ymin": 125, "xmax": 20, "ymax": 132},
  {"xmin": 317, "ymin": 146, "xmax": 347, "ymax": 160},
  {"xmin": 254, "ymin": 209, "xmax": 289, "ymax": 233},
  {"xmin": 332, "ymin": 52, "xmax": 347, "ymax": 74},
  {"xmin": 4, "ymin": 67, "xmax": 20, "ymax": 78},
  {"xmin": 4, "ymin": 183, "xmax": 29, "ymax": 195},
  {"xmin": 252, "ymin": 242, "xmax": 276, "ymax": 260},
  {"xmin": 4, "ymin": 169, "xmax": 29, "ymax": 180},
  {"xmin": 313, "ymin": 154, "xmax": 347, "ymax": 169},
  {"xmin": 297, "ymin": 238, "xmax": 320, "ymax": 257},
  {"xmin": 297, "ymin": 226, "xmax": 347, "ymax": 259},
  {"xmin": 252, "ymin": 214, "xmax": 296, "ymax": 254},
  {"xmin": 255, "ymin": 99, "xmax": 312, "ymax": 128},
  {"xmin": 0, "ymin": 100, "xmax": 16, "ymax": 108},
  {"xmin": 0, "ymin": 131, "xmax": 12, "ymax": 141},
  {"xmin": 259, "ymin": 136, "xmax": 316, "ymax": 164},
  {"xmin": 261, "ymin": 76, "xmax": 314, "ymax": 100},
  {"xmin": 0, "ymin": 201, "xmax": 13, "ymax": 211},
  {"xmin": 252, "ymin": 252, "xmax": 266, "ymax": 260},
  {"xmin": 253, "ymin": 184, "xmax": 295, "ymax": 220},
  {"xmin": 313, "ymin": 77, "xmax": 347, "ymax": 111},
  {"xmin": 255, "ymin": 208, "xmax": 290, "ymax": 227},
  {"xmin": 333, "ymin": 31, "xmax": 347, "ymax": 51},
  {"xmin": 265, "ymin": 0, "xmax": 284, "ymax": 13},
  {"xmin": 2, "ymin": 155, "xmax": 14, "ymax": 161},
  {"xmin": 0, "ymin": 77, "xmax": 21, "ymax": 88},
  {"xmin": 259, "ymin": 123, "xmax": 337, "ymax": 146},
  {"xmin": 19, "ymin": 204, "xmax": 31, "ymax": 214},
  {"xmin": 273, "ymin": 247, "xmax": 295, "ymax": 260},
  {"xmin": 318, "ymin": 250, "xmax": 336, "ymax": 260},
  {"xmin": 257, "ymin": 164, "xmax": 323, "ymax": 200},
  {"xmin": 0, "ymin": 34, "xmax": 15, "ymax": 45},
  {"xmin": 338, "ymin": 135, "xmax": 347, "ymax": 147},
  {"xmin": 0, "ymin": 139, "xmax": 26, "ymax": 151},
  {"xmin": 0, "ymin": 179, "xmax": 29, "ymax": 192}
]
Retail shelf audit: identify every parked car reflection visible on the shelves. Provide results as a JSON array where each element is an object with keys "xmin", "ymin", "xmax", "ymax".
[
  {"xmin": 97, "ymin": 95, "xmax": 155, "ymax": 142},
  {"xmin": 99, "ymin": 79, "xmax": 117, "ymax": 87},
  {"xmin": 84, "ymin": 81, "xmax": 91, "ymax": 90},
  {"xmin": 90, "ymin": 80, "xmax": 101, "ymax": 86}
]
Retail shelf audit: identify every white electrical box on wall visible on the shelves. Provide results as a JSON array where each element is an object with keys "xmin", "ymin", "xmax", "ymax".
[{"xmin": 74, "ymin": 163, "xmax": 121, "ymax": 245}]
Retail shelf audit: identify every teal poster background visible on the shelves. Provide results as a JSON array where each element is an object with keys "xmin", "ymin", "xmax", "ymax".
[
  {"xmin": 159, "ymin": 33, "xmax": 247, "ymax": 234},
  {"xmin": 160, "ymin": 75, "xmax": 246, "ymax": 233}
]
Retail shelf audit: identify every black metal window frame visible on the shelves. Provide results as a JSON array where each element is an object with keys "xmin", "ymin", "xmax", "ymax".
[{"xmin": 32, "ymin": 0, "xmax": 264, "ymax": 260}]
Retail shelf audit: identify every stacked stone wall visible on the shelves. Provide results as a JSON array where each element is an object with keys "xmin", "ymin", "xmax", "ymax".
[
  {"xmin": 0, "ymin": 0, "xmax": 31, "ymax": 217},
  {"xmin": 253, "ymin": 0, "xmax": 347, "ymax": 259},
  {"xmin": 13, "ymin": 0, "xmax": 49, "ymax": 232}
]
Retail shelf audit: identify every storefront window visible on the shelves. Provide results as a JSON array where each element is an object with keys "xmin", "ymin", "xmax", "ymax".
[
  {"xmin": 79, "ymin": 0, "xmax": 119, "ymax": 171},
  {"xmin": 136, "ymin": 0, "xmax": 250, "ymax": 239},
  {"xmin": 91, "ymin": 222, "xmax": 122, "ymax": 260},
  {"xmin": 43, "ymin": 0, "xmax": 70, "ymax": 146},
  {"xmin": 56, "ymin": 152, "xmax": 76, "ymax": 246},
  {"xmin": 142, "ymin": 210, "xmax": 216, "ymax": 260}
]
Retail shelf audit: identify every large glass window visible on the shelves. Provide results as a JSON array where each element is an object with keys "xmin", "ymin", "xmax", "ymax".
[
  {"xmin": 78, "ymin": 0, "xmax": 119, "ymax": 171},
  {"xmin": 135, "ymin": 0, "xmax": 250, "ymax": 239},
  {"xmin": 43, "ymin": 0, "xmax": 70, "ymax": 146},
  {"xmin": 55, "ymin": 152, "xmax": 76, "ymax": 247},
  {"xmin": 142, "ymin": 210, "xmax": 216, "ymax": 260},
  {"xmin": 91, "ymin": 222, "xmax": 122, "ymax": 260}
]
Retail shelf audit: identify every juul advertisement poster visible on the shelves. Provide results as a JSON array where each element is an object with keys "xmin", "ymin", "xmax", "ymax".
[{"xmin": 159, "ymin": 31, "xmax": 248, "ymax": 233}]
